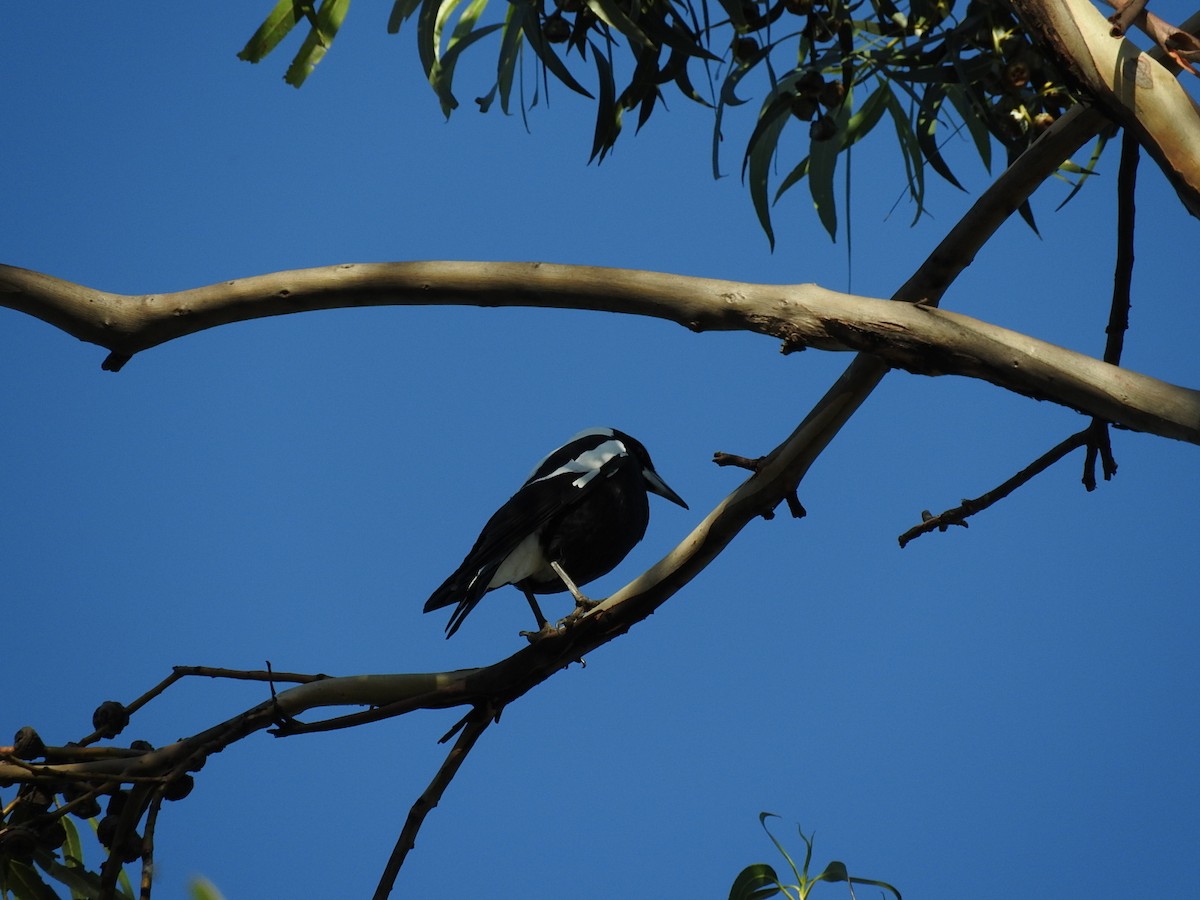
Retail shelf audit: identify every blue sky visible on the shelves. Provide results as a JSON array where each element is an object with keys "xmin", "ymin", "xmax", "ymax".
[{"xmin": 3, "ymin": 4, "xmax": 1198, "ymax": 899}]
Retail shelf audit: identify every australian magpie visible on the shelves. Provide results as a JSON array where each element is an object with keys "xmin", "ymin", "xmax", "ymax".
[{"xmin": 424, "ymin": 427, "xmax": 688, "ymax": 638}]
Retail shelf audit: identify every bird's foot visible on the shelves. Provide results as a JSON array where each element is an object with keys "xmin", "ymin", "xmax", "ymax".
[
  {"xmin": 557, "ymin": 597, "xmax": 602, "ymax": 629},
  {"xmin": 520, "ymin": 620, "xmax": 561, "ymax": 644}
]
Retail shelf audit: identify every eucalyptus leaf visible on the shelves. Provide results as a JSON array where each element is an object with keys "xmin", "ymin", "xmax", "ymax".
[
  {"xmin": 388, "ymin": 0, "xmax": 424, "ymax": 32},
  {"xmin": 585, "ymin": 0, "xmax": 653, "ymax": 48},
  {"xmin": 238, "ymin": 0, "xmax": 308, "ymax": 63},
  {"xmin": 283, "ymin": 0, "xmax": 352, "ymax": 87},
  {"xmin": 728, "ymin": 863, "xmax": 782, "ymax": 900},
  {"xmin": 589, "ymin": 38, "xmax": 622, "ymax": 160}
]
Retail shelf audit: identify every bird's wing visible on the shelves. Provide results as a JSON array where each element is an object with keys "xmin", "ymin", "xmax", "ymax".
[{"xmin": 423, "ymin": 455, "xmax": 626, "ymax": 633}]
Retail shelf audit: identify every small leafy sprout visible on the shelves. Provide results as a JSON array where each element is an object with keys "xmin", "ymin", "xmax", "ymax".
[{"xmin": 728, "ymin": 813, "xmax": 902, "ymax": 900}]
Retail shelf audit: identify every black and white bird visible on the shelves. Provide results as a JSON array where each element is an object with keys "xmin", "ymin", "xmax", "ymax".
[{"xmin": 424, "ymin": 427, "xmax": 688, "ymax": 638}]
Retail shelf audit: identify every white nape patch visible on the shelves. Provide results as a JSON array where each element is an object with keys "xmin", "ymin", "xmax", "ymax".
[
  {"xmin": 534, "ymin": 438, "xmax": 626, "ymax": 490},
  {"xmin": 487, "ymin": 532, "xmax": 547, "ymax": 588},
  {"xmin": 525, "ymin": 427, "xmax": 616, "ymax": 479}
]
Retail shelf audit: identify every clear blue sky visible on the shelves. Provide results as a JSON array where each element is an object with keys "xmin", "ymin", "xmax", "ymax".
[{"xmin": 4, "ymin": 4, "xmax": 1198, "ymax": 899}]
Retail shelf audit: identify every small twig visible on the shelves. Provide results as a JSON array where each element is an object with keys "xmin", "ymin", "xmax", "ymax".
[
  {"xmin": 139, "ymin": 792, "xmax": 165, "ymax": 900},
  {"xmin": 73, "ymin": 665, "xmax": 329, "ymax": 747},
  {"xmin": 100, "ymin": 784, "xmax": 153, "ymax": 897},
  {"xmin": 898, "ymin": 429, "xmax": 1094, "ymax": 548},
  {"xmin": 373, "ymin": 706, "xmax": 496, "ymax": 900},
  {"xmin": 1109, "ymin": 0, "xmax": 1149, "ymax": 36},
  {"xmin": 713, "ymin": 451, "xmax": 763, "ymax": 471},
  {"xmin": 1105, "ymin": 129, "xmax": 1139, "ymax": 366},
  {"xmin": 1082, "ymin": 419, "xmax": 1119, "ymax": 490},
  {"xmin": 269, "ymin": 688, "xmax": 448, "ymax": 737},
  {"xmin": 713, "ymin": 451, "xmax": 804, "ymax": 519}
]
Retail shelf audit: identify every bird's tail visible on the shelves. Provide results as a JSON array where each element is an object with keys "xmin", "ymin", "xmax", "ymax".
[{"xmin": 423, "ymin": 568, "xmax": 491, "ymax": 638}]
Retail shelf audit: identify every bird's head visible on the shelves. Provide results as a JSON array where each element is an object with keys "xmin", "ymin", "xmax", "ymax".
[{"xmin": 600, "ymin": 428, "xmax": 689, "ymax": 510}]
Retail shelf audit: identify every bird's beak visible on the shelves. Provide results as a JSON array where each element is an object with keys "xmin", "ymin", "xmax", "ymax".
[{"xmin": 643, "ymin": 468, "xmax": 688, "ymax": 510}]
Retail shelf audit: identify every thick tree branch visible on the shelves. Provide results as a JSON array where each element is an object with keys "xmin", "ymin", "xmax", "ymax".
[
  {"xmin": 3, "ymin": 261, "xmax": 1198, "ymax": 444},
  {"xmin": 1009, "ymin": 0, "xmax": 1200, "ymax": 218}
]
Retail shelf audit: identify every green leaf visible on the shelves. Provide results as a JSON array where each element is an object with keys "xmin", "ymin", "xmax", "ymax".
[
  {"xmin": 416, "ymin": 0, "xmax": 442, "ymax": 79},
  {"xmin": 522, "ymin": 17, "xmax": 594, "ymax": 99},
  {"xmin": 388, "ymin": 0, "xmax": 424, "ymax": 32},
  {"xmin": 712, "ymin": 0, "xmax": 751, "ymax": 32},
  {"xmin": 943, "ymin": 83, "xmax": 992, "ymax": 172},
  {"xmin": 585, "ymin": 0, "xmax": 653, "ymax": 48},
  {"xmin": 844, "ymin": 81, "xmax": 890, "ymax": 148},
  {"xmin": 495, "ymin": 2, "xmax": 525, "ymax": 114},
  {"xmin": 426, "ymin": 0, "xmax": 499, "ymax": 114},
  {"xmin": 743, "ymin": 93, "xmax": 793, "ymax": 249},
  {"xmin": 3, "ymin": 857, "xmax": 60, "ymax": 900},
  {"xmin": 59, "ymin": 817, "xmax": 87, "ymax": 900},
  {"xmin": 774, "ymin": 154, "xmax": 810, "ymax": 202},
  {"xmin": 809, "ymin": 99, "xmax": 852, "ymax": 241},
  {"xmin": 915, "ymin": 83, "xmax": 964, "ymax": 189},
  {"xmin": 729, "ymin": 863, "xmax": 782, "ymax": 900},
  {"xmin": 884, "ymin": 89, "xmax": 927, "ymax": 223},
  {"xmin": 849, "ymin": 874, "xmax": 904, "ymax": 900},
  {"xmin": 188, "ymin": 876, "xmax": 227, "ymax": 900},
  {"xmin": 1055, "ymin": 130, "xmax": 1110, "ymax": 211},
  {"xmin": 759, "ymin": 812, "xmax": 805, "ymax": 883},
  {"xmin": 588, "ymin": 39, "xmax": 623, "ymax": 161},
  {"xmin": 283, "ymin": 0, "xmax": 352, "ymax": 88},
  {"xmin": 815, "ymin": 860, "xmax": 849, "ymax": 883},
  {"xmin": 712, "ymin": 47, "xmax": 770, "ymax": 177},
  {"xmin": 61, "ymin": 814, "xmax": 84, "ymax": 869},
  {"xmin": 29, "ymin": 845, "xmax": 122, "ymax": 900},
  {"xmin": 430, "ymin": 23, "xmax": 504, "ymax": 112},
  {"xmin": 238, "ymin": 0, "xmax": 308, "ymax": 63}
]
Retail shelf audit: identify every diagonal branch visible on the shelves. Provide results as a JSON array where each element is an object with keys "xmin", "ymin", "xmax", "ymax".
[
  {"xmin": 373, "ymin": 706, "xmax": 494, "ymax": 900},
  {"xmin": 897, "ymin": 425, "xmax": 1102, "ymax": 548}
]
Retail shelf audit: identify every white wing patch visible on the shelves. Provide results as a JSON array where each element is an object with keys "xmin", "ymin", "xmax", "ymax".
[
  {"xmin": 486, "ymin": 531, "xmax": 547, "ymax": 589},
  {"xmin": 532, "ymin": 438, "xmax": 627, "ymax": 490}
]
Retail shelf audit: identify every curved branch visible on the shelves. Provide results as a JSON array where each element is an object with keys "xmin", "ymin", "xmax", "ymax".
[{"xmin": 3, "ymin": 261, "xmax": 1197, "ymax": 444}]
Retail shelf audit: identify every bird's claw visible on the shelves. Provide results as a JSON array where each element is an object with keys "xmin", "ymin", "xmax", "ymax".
[
  {"xmin": 557, "ymin": 597, "xmax": 602, "ymax": 630},
  {"xmin": 520, "ymin": 621, "xmax": 561, "ymax": 643}
]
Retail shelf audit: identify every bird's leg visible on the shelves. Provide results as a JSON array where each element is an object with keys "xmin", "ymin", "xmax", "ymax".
[
  {"xmin": 519, "ymin": 590, "xmax": 558, "ymax": 642},
  {"xmin": 549, "ymin": 561, "xmax": 599, "ymax": 612},
  {"xmin": 523, "ymin": 591, "xmax": 550, "ymax": 628},
  {"xmin": 549, "ymin": 561, "xmax": 602, "ymax": 631}
]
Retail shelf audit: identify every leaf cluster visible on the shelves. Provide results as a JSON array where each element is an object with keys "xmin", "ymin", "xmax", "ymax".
[
  {"xmin": 239, "ymin": 0, "xmax": 1088, "ymax": 242},
  {"xmin": 729, "ymin": 813, "xmax": 902, "ymax": 900}
]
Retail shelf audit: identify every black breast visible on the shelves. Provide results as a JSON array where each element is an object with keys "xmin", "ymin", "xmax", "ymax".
[{"xmin": 516, "ymin": 461, "xmax": 651, "ymax": 595}]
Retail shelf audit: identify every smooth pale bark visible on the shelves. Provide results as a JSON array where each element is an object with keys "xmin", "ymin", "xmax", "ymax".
[
  {"xmin": 1010, "ymin": 0, "xmax": 1200, "ymax": 218},
  {"xmin": 3, "ymin": 261, "xmax": 1198, "ymax": 444}
]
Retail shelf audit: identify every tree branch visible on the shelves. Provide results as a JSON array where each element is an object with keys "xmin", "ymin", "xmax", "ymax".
[
  {"xmin": 3, "ymin": 261, "xmax": 1198, "ymax": 444},
  {"xmin": 373, "ymin": 706, "xmax": 494, "ymax": 900},
  {"xmin": 897, "ymin": 424, "xmax": 1108, "ymax": 548},
  {"xmin": 1009, "ymin": 0, "xmax": 1200, "ymax": 218}
]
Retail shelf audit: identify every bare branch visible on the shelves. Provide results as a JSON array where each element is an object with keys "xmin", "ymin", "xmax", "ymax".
[
  {"xmin": 898, "ymin": 428, "xmax": 1095, "ymax": 548},
  {"xmin": 1106, "ymin": 129, "xmax": 1140, "ymax": 365},
  {"xmin": 3, "ymin": 261, "xmax": 1198, "ymax": 444},
  {"xmin": 374, "ymin": 707, "xmax": 494, "ymax": 900}
]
